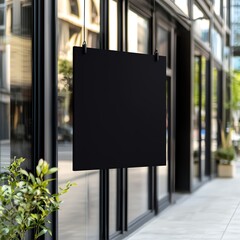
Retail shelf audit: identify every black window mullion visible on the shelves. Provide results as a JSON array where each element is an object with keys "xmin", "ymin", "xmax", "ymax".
[
  {"xmin": 100, "ymin": 1, "xmax": 109, "ymax": 239},
  {"xmin": 100, "ymin": 169, "xmax": 109, "ymax": 240},
  {"xmin": 206, "ymin": 59, "xmax": 212, "ymax": 176}
]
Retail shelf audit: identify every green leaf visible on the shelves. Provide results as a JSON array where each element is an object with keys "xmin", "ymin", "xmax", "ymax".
[
  {"xmin": 35, "ymin": 228, "xmax": 48, "ymax": 238},
  {"xmin": 42, "ymin": 161, "xmax": 49, "ymax": 175},
  {"xmin": 19, "ymin": 169, "xmax": 29, "ymax": 177},
  {"xmin": 46, "ymin": 167, "xmax": 58, "ymax": 175},
  {"xmin": 31, "ymin": 214, "xmax": 39, "ymax": 220},
  {"xmin": 17, "ymin": 181, "xmax": 26, "ymax": 188},
  {"xmin": 0, "ymin": 227, "xmax": 9, "ymax": 235},
  {"xmin": 36, "ymin": 178, "xmax": 42, "ymax": 185},
  {"xmin": 29, "ymin": 173, "xmax": 36, "ymax": 184},
  {"xmin": 38, "ymin": 158, "xmax": 44, "ymax": 166},
  {"xmin": 15, "ymin": 215, "xmax": 22, "ymax": 224},
  {"xmin": 36, "ymin": 165, "xmax": 41, "ymax": 177}
]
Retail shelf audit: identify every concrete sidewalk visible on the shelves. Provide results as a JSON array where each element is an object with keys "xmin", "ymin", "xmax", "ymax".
[{"xmin": 127, "ymin": 174, "xmax": 240, "ymax": 239}]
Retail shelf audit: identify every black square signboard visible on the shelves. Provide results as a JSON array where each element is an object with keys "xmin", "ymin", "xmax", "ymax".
[{"xmin": 73, "ymin": 47, "xmax": 166, "ymax": 170}]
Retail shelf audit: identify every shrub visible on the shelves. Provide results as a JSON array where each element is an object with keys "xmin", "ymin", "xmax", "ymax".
[{"xmin": 0, "ymin": 157, "xmax": 75, "ymax": 240}]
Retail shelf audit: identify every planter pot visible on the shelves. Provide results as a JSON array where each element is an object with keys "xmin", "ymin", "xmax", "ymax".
[{"xmin": 218, "ymin": 161, "xmax": 236, "ymax": 178}]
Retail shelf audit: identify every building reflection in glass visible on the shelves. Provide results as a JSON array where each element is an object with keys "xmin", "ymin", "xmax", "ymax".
[
  {"xmin": 156, "ymin": 25, "xmax": 171, "ymax": 200},
  {"xmin": 211, "ymin": 67, "xmax": 218, "ymax": 174},
  {"xmin": 0, "ymin": 0, "xmax": 32, "ymax": 171},
  {"xmin": 174, "ymin": 0, "xmax": 189, "ymax": 16},
  {"xmin": 193, "ymin": 4, "xmax": 210, "ymax": 45},
  {"xmin": 193, "ymin": 56, "xmax": 200, "ymax": 184},
  {"xmin": 127, "ymin": 9, "xmax": 149, "ymax": 224},
  {"xmin": 58, "ymin": 0, "xmax": 100, "ymax": 239},
  {"xmin": 212, "ymin": 28, "xmax": 223, "ymax": 62}
]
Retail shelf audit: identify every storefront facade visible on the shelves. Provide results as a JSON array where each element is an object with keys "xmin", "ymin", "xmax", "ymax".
[{"xmin": 0, "ymin": 0, "xmax": 231, "ymax": 239}]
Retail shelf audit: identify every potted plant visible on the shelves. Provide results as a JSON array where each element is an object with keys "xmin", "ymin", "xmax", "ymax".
[
  {"xmin": 0, "ymin": 157, "xmax": 75, "ymax": 240},
  {"xmin": 215, "ymin": 128, "xmax": 236, "ymax": 178}
]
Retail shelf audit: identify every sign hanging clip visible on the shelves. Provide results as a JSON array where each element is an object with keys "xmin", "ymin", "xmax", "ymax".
[
  {"xmin": 82, "ymin": 0, "xmax": 87, "ymax": 54},
  {"xmin": 82, "ymin": 41, "xmax": 87, "ymax": 54},
  {"xmin": 154, "ymin": 49, "xmax": 159, "ymax": 62}
]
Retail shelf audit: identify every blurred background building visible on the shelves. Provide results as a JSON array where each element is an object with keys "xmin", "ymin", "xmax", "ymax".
[{"xmin": 0, "ymin": 0, "xmax": 237, "ymax": 239}]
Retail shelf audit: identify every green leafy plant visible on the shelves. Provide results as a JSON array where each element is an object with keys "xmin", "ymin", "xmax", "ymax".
[
  {"xmin": 0, "ymin": 157, "xmax": 75, "ymax": 240},
  {"xmin": 215, "ymin": 128, "xmax": 236, "ymax": 164}
]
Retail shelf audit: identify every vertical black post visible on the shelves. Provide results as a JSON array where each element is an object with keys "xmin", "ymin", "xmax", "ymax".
[
  {"xmin": 124, "ymin": 0, "xmax": 128, "ymax": 52},
  {"xmin": 115, "ymin": 0, "xmax": 129, "ymax": 235},
  {"xmin": 205, "ymin": 60, "xmax": 211, "ymax": 177},
  {"xmin": 33, "ymin": 0, "xmax": 57, "ymax": 239},
  {"xmin": 47, "ymin": 0, "xmax": 58, "ymax": 239},
  {"xmin": 32, "ymin": 1, "xmax": 45, "ymax": 239},
  {"xmin": 32, "ymin": 0, "xmax": 44, "ymax": 172},
  {"xmin": 151, "ymin": 0, "xmax": 158, "ymax": 215},
  {"xmin": 100, "ymin": 1, "xmax": 109, "ymax": 239},
  {"xmin": 124, "ymin": 0, "xmax": 129, "ymax": 231}
]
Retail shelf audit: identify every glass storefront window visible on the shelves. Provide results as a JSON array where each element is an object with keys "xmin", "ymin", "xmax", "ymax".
[
  {"xmin": 127, "ymin": 9, "xmax": 149, "ymax": 224},
  {"xmin": 224, "ymin": 46, "xmax": 230, "ymax": 71},
  {"xmin": 0, "ymin": 0, "xmax": 32, "ymax": 171},
  {"xmin": 109, "ymin": 0, "xmax": 118, "ymax": 51},
  {"xmin": 58, "ymin": 0, "xmax": 100, "ymax": 239},
  {"xmin": 174, "ymin": 0, "xmax": 189, "ymax": 16},
  {"xmin": 212, "ymin": 28, "xmax": 222, "ymax": 62},
  {"xmin": 232, "ymin": 56, "xmax": 240, "ymax": 71},
  {"xmin": 0, "ymin": 7, "xmax": 4, "ymax": 26},
  {"xmin": 108, "ymin": 1, "xmax": 118, "ymax": 236},
  {"xmin": 193, "ymin": 55, "xmax": 208, "ymax": 182},
  {"xmin": 69, "ymin": 0, "xmax": 79, "ymax": 16},
  {"xmin": 201, "ymin": 57, "xmax": 207, "ymax": 178},
  {"xmin": 211, "ymin": 67, "xmax": 219, "ymax": 174},
  {"xmin": 193, "ymin": 56, "xmax": 200, "ymax": 184},
  {"xmin": 157, "ymin": 26, "xmax": 171, "ymax": 69},
  {"xmin": 158, "ymin": 78, "xmax": 169, "ymax": 200},
  {"xmin": 223, "ymin": 0, "xmax": 229, "ymax": 25},
  {"xmin": 128, "ymin": 10, "xmax": 149, "ymax": 54},
  {"xmin": 193, "ymin": 4, "xmax": 210, "ymax": 45}
]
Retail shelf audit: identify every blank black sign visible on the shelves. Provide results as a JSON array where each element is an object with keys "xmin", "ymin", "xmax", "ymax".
[{"xmin": 73, "ymin": 47, "xmax": 166, "ymax": 170}]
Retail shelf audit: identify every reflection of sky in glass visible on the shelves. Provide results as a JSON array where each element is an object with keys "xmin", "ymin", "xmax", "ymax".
[
  {"xmin": 231, "ymin": 2, "xmax": 240, "ymax": 46},
  {"xmin": 223, "ymin": 0, "xmax": 228, "ymax": 25},
  {"xmin": 175, "ymin": 0, "xmax": 189, "ymax": 16},
  {"xmin": 212, "ymin": 28, "xmax": 222, "ymax": 62},
  {"xmin": 193, "ymin": 4, "xmax": 209, "ymax": 44},
  {"xmin": 224, "ymin": 46, "xmax": 230, "ymax": 71},
  {"xmin": 232, "ymin": 56, "xmax": 240, "ymax": 71},
  {"xmin": 213, "ymin": 0, "xmax": 221, "ymax": 16}
]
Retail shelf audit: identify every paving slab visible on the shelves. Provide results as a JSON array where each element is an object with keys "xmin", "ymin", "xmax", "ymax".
[{"xmin": 127, "ymin": 164, "xmax": 240, "ymax": 240}]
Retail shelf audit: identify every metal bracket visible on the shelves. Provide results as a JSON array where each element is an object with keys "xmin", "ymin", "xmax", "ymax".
[{"xmin": 154, "ymin": 49, "xmax": 159, "ymax": 61}]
